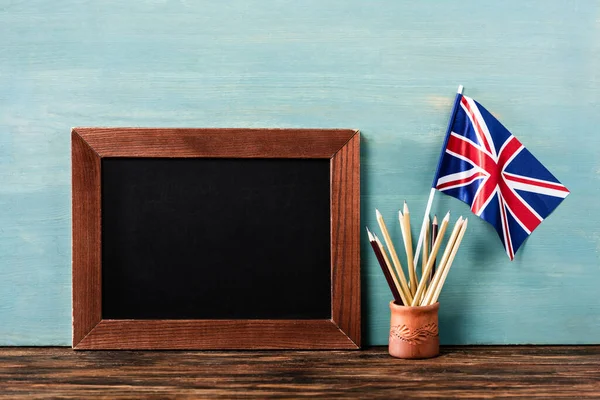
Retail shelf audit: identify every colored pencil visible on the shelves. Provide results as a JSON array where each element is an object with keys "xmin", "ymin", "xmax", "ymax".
[
  {"xmin": 411, "ymin": 212, "xmax": 450, "ymax": 306},
  {"xmin": 427, "ymin": 219, "xmax": 469, "ymax": 305},
  {"xmin": 422, "ymin": 217, "xmax": 463, "ymax": 305},
  {"xmin": 430, "ymin": 215, "xmax": 439, "ymax": 279},
  {"xmin": 375, "ymin": 209, "xmax": 413, "ymax": 304},
  {"xmin": 367, "ymin": 228, "xmax": 403, "ymax": 305},
  {"xmin": 399, "ymin": 202, "xmax": 416, "ymax": 296},
  {"xmin": 373, "ymin": 233, "xmax": 410, "ymax": 305},
  {"xmin": 422, "ymin": 215, "xmax": 430, "ymax": 285},
  {"xmin": 371, "ymin": 206, "xmax": 468, "ymax": 306}
]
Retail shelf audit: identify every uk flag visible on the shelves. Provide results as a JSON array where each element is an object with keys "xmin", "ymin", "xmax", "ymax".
[{"xmin": 433, "ymin": 94, "xmax": 570, "ymax": 260}]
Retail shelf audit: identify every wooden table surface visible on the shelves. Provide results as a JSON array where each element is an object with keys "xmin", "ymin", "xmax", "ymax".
[{"xmin": 1, "ymin": 346, "xmax": 599, "ymax": 398}]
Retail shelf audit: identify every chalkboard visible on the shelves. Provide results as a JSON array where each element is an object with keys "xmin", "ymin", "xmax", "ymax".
[
  {"xmin": 72, "ymin": 128, "xmax": 360, "ymax": 350},
  {"xmin": 101, "ymin": 157, "xmax": 331, "ymax": 319}
]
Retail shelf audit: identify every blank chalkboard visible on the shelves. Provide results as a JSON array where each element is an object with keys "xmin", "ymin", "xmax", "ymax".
[
  {"xmin": 72, "ymin": 128, "xmax": 359, "ymax": 349},
  {"xmin": 101, "ymin": 158, "xmax": 331, "ymax": 320}
]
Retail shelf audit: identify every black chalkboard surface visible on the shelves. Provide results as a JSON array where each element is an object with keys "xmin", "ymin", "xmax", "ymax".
[
  {"xmin": 101, "ymin": 158, "xmax": 331, "ymax": 320},
  {"xmin": 72, "ymin": 128, "xmax": 359, "ymax": 349}
]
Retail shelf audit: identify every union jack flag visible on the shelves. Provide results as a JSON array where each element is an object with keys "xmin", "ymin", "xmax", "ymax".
[{"xmin": 433, "ymin": 94, "xmax": 570, "ymax": 260}]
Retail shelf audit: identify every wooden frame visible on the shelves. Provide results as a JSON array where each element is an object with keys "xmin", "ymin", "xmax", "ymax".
[{"xmin": 72, "ymin": 128, "xmax": 360, "ymax": 350}]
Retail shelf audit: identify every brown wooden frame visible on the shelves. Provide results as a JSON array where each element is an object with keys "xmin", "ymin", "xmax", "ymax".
[{"xmin": 72, "ymin": 128, "xmax": 360, "ymax": 350}]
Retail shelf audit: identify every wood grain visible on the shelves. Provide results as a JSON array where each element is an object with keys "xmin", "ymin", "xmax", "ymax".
[
  {"xmin": 1, "ymin": 346, "xmax": 599, "ymax": 398},
  {"xmin": 72, "ymin": 128, "xmax": 360, "ymax": 350},
  {"xmin": 76, "ymin": 320, "xmax": 356, "ymax": 350},
  {"xmin": 331, "ymin": 132, "xmax": 361, "ymax": 347},
  {"xmin": 73, "ymin": 128, "xmax": 356, "ymax": 158},
  {"xmin": 71, "ymin": 131, "xmax": 102, "ymax": 345}
]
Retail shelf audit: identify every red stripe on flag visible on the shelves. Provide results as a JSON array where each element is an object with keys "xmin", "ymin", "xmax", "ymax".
[
  {"xmin": 445, "ymin": 134, "xmax": 498, "ymax": 215},
  {"xmin": 461, "ymin": 97, "xmax": 493, "ymax": 157},
  {"xmin": 446, "ymin": 135, "xmax": 496, "ymax": 173},
  {"xmin": 497, "ymin": 136, "xmax": 522, "ymax": 168},
  {"xmin": 498, "ymin": 178, "xmax": 542, "ymax": 233},
  {"xmin": 499, "ymin": 198, "xmax": 515, "ymax": 260}
]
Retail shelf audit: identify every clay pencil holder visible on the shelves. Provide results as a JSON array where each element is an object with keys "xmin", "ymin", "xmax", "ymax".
[{"xmin": 388, "ymin": 301, "xmax": 440, "ymax": 359}]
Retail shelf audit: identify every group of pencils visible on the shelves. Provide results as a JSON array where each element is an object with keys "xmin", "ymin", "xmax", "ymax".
[{"xmin": 367, "ymin": 202, "xmax": 468, "ymax": 307}]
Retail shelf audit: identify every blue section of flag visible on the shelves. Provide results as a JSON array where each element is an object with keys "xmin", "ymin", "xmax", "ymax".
[
  {"xmin": 432, "ymin": 94, "xmax": 569, "ymax": 260},
  {"xmin": 504, "ymin": 148, "xmax": 562, "ymax": 183},
  {"xmin": 472, "ymin": 99, "xmax": 512, "ymax": 151}
]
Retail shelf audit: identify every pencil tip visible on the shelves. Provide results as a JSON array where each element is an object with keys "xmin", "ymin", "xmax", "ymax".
[
  {"xmin": 403, "ymin": 201, "xmax": 409, "ymax": 213},
  {"xmin": 398, "ymin": 210, "xmax": 403, "ymax": 219},
  {"xmin": 433, "ymin": 215, "xmax": 438, "ymax": 224},
  {"xmin": 376, "ymin": 209, "xmax": 381, "ymax": 218},
  {"xmin": 443, "ymin": 211, "xmax": 450, "ymax": 220}
]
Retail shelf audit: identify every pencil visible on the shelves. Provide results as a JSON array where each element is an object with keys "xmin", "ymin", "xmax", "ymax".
[
  {"xmin": 431, "ymin": 215, "xmax": 439, "ymax": 279},
  {"xmin": 422, "ymin": 215, "xmax": 430, "ymax": 285},
  {"xmin": 367, "ymin": 228, "xmax": 403, "ymax": 305},
  {"xmin": 399, "ymin": 202, "xmax": 416, "ymax": 296},
  {"xmin": 375, "ymin": 209, "xmax": 413, "ymax": 304},
  {"xmin": 422, "ymin": 217, "xmax": 463, "ymax": 306},
  {"xmin": 374, "ymin": 233, "xmax": 410, "ymax": 306},
  {"xmin": 427, "ymin": 219, "xmax": 469, "ymax": 305},
  {"xmin": 411, "ymin": 212, "xmax": 450, "ymax": 306}
]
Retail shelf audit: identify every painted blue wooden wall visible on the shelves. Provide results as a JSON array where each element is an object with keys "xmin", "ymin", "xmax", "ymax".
[{"xmin": 1, "ymin": 0, "xmax": 598, "ymax": 346}]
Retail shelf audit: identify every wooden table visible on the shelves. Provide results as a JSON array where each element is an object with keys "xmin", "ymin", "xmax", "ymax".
[{"xmin": 1, "ymin": 346, "xmax": 599, "ymax": 398}]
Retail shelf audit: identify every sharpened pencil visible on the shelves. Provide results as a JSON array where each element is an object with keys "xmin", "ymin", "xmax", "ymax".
[
  {"xmin": 422, "ymin": 217, "xmax": 463, "ymax": 306},
  {"xmin": 431, "ymin": 215, "xmax": 439, "ymax": 279},
  {"xmin": 422, "ymin": 215, "xmax": 430, "ymax": 285},
  {"xmin": 399, "ymin": 202, "xmax": 416, "ymax": 296},
  {"xmin": 374, "ymin": 233, "xmax": 410, "ymax": 306},
  {"xmin": 428, "ymin": 219, "xmax": 469, "ymax": 305},
  {"xmin": 376, "ymin": 209, "xmax": 413, "ymax": 304},
  {"xmin": 411, "ymin": 212, "xmax": 450, "ymax": 306},
  {"xmin": 367, "ymin": 228, "xmax": 403, "ymax": 305}
]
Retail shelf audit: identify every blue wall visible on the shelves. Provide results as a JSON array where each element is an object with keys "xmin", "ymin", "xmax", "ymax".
[{"xmin": 1, "ymin": 1, "xmax": 598, "ymax": 345}]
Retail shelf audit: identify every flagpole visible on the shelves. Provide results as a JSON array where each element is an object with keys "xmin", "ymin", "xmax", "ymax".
[{"xmin": 413, "ymin": 85, "xmax": 463, "ymax": 268}]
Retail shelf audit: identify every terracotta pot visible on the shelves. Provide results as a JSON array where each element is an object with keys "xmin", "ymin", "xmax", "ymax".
[{"xmin": 388, "ymin": 301, "xmax": 440, "ymax": 359}]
